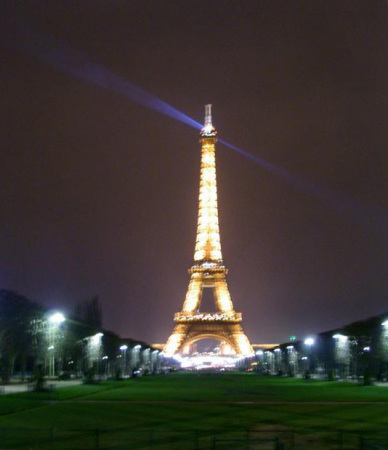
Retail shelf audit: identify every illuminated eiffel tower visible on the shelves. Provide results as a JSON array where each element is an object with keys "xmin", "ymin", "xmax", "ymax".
[{"xmin": 163, "ymin": 105, "xmax": 254, "ymax": 357}]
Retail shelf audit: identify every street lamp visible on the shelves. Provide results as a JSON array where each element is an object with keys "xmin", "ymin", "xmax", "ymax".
[
  {"xmin": 333, "ymin": 334, "xmax": 350, "ymax": 378},
  {"xmin": 304, "ymin": 337, "xmax": 315, "ymax": 347},
  {"xmin": 303, "ymin": 337, "xmax": 315, "ymax": 377},
  {"xmin": 120, "ymin": 345, "xmax": 128, "ymax": 376},
  {"xmin": 286, "ymin": 345, "xmax": 296, "ymax": 376},
  {"xmin": 333, "ymin": 334, "xmax": 347, "ymax": 342},
  {"xmin": 47, "ymin": 312, "xmax": 66, "ymax": 377},
  {"xmin": 48, "ymin": 312, "xmax": 65, "ymax": 325},
  {"xmin": 88, "ymin": 333, "xmax": 104, "ymax": 376},
  {"xmin": 131, "ymin": 345, "xmax": 142, "ymax": 373},
  {"xmin": 151, "ymin": 350, "xmax": 159, "ymax": 373},
  {"xmin": 381, "ymin": 321, "xmax": 388, "ymax": 359}
]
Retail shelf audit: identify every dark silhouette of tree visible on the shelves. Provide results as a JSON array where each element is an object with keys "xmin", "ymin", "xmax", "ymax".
[
  {"xmin": 0, "ymin": 290, "xmax": 43, "ymax": 383},
  {"xmin": 74, "ymin": 296, "xmax": 102, "ymax": 328}
]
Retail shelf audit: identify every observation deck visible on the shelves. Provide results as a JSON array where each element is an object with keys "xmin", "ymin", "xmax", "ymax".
[
  {"xmin": 174, "ymin": 312, "xmax": 242, "ymax": 323},
  {"xmin": 189, "ymin": 261, "xmax": 228, "ymax": 275}
]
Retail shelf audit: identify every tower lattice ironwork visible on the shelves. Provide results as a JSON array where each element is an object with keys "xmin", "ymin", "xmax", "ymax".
[{"xmin": 163, "ymin": 105, "xmax": 254, "ymax": 357}]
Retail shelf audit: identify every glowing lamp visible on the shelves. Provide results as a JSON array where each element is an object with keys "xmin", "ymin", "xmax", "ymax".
[
  {"xmin": 304, "ymin": 337, "xmax": 315, "ymax": 346},
  {"xmin": 48, "ymin": 312, "xmax": 65, "ymax": 324},
  {"xmin": 333, "ymin": 334, "xmax": 347, "ymax": 342}
]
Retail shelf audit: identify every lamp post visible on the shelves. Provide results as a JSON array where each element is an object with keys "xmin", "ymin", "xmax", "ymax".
[
  {"xmin": 380, "ymin": 321, "xmax": 388, "ymax": 379},
  {"xmin": 132, "ymin": 345, "xmax": 141, "ymax": 372},
  {"xmin": 47, "ymin": 312, "xmax": 65, "ymax": 378},
  {"xmin": 333, "ymin": 334, "xmax": 349, "ymax": 379},
  {"xmin": 120, "ymin": 345, "xmax": 128, "ymax": 377},
  {"xmin": 91, "ymin": 333, "xmax": 104, "ymax": 376},
  {"xmin": 274, "ymin": 348, "xmax": 282, "ymax": 374},
  {"xmin": 304, "ymin": 337, "xmax": 315, "ymax": 377},
  {"xmin": 151, "ymin": 350, "xmax": 159, "ymax": 374},
  {"xmin": 286, "ymin": 345, "xmax": 297, "ymax": 376},
  {"xmin": 102, "ymin": 355, "xmax": 109, "ymax": 377},
  {"xmin": 143, "ymin": 348, "xmax": 151, "ymax": 374}
]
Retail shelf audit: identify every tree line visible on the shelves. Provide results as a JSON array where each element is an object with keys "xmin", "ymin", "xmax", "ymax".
[{"xmin": 0, "ymin": 289, "xmax": 159, "ymax": 384}]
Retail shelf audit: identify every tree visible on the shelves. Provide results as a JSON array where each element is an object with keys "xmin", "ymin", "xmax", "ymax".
[
  {"xmin": 0, "ymin": 290, "xmax": 43, "ymax": 383},
  {"xmin": 74, "ymin": 296, "xmax": 102, "ymax": 328}
]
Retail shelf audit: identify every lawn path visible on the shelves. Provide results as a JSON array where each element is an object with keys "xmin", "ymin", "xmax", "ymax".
[{"xmin": 50, "ymin": 399, "xmax": 388, "ymax": 404}]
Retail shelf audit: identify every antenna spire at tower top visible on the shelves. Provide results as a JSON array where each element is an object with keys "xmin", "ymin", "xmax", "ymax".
[
  {"xmin": 200, "ymin": 104, "xmax": 217, "ymax": 137},
  {"xmin": 204, "ymin": 104, "xmax": 212, "ymax": 126}
]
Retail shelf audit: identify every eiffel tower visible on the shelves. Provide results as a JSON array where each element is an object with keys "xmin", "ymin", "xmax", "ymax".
[{"xmin": 163, "ymin": 105, "xmax": 254, "ymax": 357}]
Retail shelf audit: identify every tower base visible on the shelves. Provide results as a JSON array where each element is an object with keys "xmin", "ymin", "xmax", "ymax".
[{"xmin": 163, "ymin": 319, "xmax": 254, "ymax": 356}]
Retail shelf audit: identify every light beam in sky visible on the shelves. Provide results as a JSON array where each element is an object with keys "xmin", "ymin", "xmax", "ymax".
[{"xmin": 1, "ymin": 13, "xmax": 385, "ymax": 236}]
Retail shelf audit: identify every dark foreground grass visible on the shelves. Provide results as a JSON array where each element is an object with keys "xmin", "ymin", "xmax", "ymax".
[{"xmin": 0, "ymin": 373, "xmax": 387, "ymax": 449}]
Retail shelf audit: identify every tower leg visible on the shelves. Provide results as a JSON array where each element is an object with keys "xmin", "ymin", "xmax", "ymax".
[{"xmin": 163, "ymin": 323, "xmax": 192, "ymax": 356}]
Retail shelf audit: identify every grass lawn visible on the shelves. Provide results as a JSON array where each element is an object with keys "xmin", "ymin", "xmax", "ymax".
[{"xmin": 0, "ymin": 373, "xmax": 387, "ymax": 449}]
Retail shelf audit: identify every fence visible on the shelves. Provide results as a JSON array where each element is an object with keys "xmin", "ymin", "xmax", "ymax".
[{"xmin": 0, "ymin": 427, "xmax": 387, "ymax": 449}]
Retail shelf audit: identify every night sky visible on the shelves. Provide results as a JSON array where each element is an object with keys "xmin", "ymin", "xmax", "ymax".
[{"xmin": 1, "ymin": 1, "xmax": 387, "ymax": 345}]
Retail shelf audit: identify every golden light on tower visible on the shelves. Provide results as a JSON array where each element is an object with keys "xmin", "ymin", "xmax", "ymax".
[{"xmin": 163, "ymin": 105, "xmax": 254, "ymax": 357}]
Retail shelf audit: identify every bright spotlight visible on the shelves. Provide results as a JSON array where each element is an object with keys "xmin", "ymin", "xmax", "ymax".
[
  {"xmin": 48, "ymin": 312, "xmax": 65, "ymax": 324},
  {"xmin": 304, "ymin": 337, "xmax": 315, "ymax": 346},
  {"xmin": 120, "ymin": 345, "xmax": 128, "ymax": 351},
  {"xmin": 333, "ymin": 334, "xmax": 348, "ymax": 342}
]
